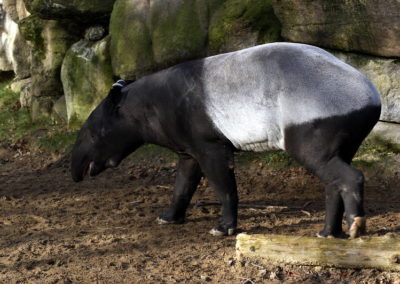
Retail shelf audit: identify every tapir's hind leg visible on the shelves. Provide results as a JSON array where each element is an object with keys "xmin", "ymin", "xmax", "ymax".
[
  {"xmin": 314, "ymin": 156, "xmax": 366, "ymax": 238},
  {"xmin": 284, "ymin": 112, "xmax": 373, "ymax": 238},
  {"xmin": 157, "ymin": 154, "xmax": 202, "ymax": 224}
]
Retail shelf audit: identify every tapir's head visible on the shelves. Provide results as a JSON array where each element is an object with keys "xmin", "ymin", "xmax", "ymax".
[{"xmin": 71, "ymin": 80, "xmax": 143, "ymax": 182}]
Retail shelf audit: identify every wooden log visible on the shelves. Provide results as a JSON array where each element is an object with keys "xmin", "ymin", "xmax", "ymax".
[{"xmin": 236, "ymin": 233, "xmax": 400, "ymax": 272}]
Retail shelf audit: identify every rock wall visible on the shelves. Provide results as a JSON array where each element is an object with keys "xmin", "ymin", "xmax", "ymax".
[
  {"xmin": 0, "ymin": 0, "xmax": 398, "ymax": 142},
  {"xmin": 272, "ymin": 0, "xmax": 400, "ymax": 57},
  {"xmin": 109, "ymin": 0, "xmax": 280, "ymax": 80}
]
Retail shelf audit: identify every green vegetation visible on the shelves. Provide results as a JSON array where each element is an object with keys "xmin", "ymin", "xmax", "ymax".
[
  {"xmin": 129, "ymin": 144, "xmax": 178, "ymax": 163},
  {"xmin": 235, "ymin": 150, "xmax": 297, "ymax": 169},
  {"xmin": 0, "ymin": 81, "xmax": 77, "ymax": 154},
  {"xmin": 353, "ymin": 136, "xmax": 400, "ymax": 167},
  {"xmin": 127, "ymin": 143, "xmax": 297, "ymax": 170}
]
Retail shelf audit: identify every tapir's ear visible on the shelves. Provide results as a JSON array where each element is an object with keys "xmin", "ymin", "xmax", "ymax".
[{"xmin": 107, "ymin": 80, "xmax": 127, "ymax": 106}]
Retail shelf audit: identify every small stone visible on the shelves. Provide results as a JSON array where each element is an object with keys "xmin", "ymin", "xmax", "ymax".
[
  {"xmin": 258, "ymin": 269, "xmax": 267, "ymax": 276},
  {"xmin": 269, "ymin": 272, "xmax": 277, "ymax": 280},
  {"xmin": 314, "ymin": 266, "xmax": 323, "ymax": 272},
  {"xmin": 200, "ymin": 275, "xmax": 211, "ymax": 281},
  {"xmin": 84, "ymin": 26, "xmax": 106, "ymax": 41}
]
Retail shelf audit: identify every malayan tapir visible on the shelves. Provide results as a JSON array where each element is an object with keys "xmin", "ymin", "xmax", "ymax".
[{"xmin": 71, "ymin": 42, "xmax": 381, "ymax": 238}]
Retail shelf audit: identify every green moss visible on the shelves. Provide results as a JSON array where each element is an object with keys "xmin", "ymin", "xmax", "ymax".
[
  {"xmin": 110, "ymin": 0, "xmax": 209, "ymax": 79},
  {"xmin": 110, "ymin": 0, "xmax": 154, "ymax": 79},
  {"xmin": 150, "ymin": 0, "xmax": 207, "ymax": 66},
  {"xmin": 208, "ymin": 0, "xmax": 281, "ymax": 54},
  {"xmin": 18, "ymin": 15, "xmax": 45, "ymax": 59},
  {"xmin": 62, "ymin": 38, "xmax": 114, "ymax": 127}
]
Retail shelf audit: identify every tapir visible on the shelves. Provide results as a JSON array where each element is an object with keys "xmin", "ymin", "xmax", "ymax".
[{"xmin": 71, "ymin": 42, "xmax": 381, "ymax": 238}]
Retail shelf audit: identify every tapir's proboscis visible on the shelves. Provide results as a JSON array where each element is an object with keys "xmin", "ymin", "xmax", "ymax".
[{"xmin": 71, "ymin": 43, "xmax": 381, "ymax": 238}]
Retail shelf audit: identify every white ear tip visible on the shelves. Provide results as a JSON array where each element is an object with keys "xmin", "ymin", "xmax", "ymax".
[{"xmin": 112, "ymin": 80, "xmax": 127, "ymax": 88}]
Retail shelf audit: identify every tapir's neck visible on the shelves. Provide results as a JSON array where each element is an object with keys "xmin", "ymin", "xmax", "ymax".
[{"xmin": 122, "ymin": 75, "xmax": 194, "ymax": 152}]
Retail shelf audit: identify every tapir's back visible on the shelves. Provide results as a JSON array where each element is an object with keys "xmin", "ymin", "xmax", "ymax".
[{"xmin": 201, "ymin": 43, "xmax": 381, "ymax": 152}]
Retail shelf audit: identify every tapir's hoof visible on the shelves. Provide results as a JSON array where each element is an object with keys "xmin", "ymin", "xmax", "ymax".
[
  {"xmin": 209, "ymin": 227, "xmax": 236, "ymax": 236},
  {"xmin": 316, "ymin": 231, "xmax": 346, "ymax": 239},
  {"xmin": 316, "ymin": 232, "xmax": 334, "ymax": 239},
  {"xmin": 156, "ymin": 216, "xmax": 184, "ymax": 225},
  {"xmin": 349, "ymin": 216, "xmax": 366, "ymax": 239}
]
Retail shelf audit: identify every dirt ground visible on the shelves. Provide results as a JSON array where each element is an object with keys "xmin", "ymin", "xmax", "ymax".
[{"xmin": 0, "ymin": 145, "xmax": 399, "ymax": 283}]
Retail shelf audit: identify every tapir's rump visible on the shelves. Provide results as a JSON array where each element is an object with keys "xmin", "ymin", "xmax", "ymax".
[{"xmin": 201, "ymin": 43, "xmax": 380, "ymax": 152}]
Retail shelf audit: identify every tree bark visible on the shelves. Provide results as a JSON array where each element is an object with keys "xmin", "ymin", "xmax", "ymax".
[{"xmin": 236, "ymin": 233, "xmax": 400, "ymax": 271}]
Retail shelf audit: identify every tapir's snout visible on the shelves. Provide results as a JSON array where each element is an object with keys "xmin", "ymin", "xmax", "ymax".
[
  {"xmin": 71, "ymin": 157, "xmax": 99, "ymax": 182},
  {"xmin": 70, "ymin": 139, "xmax": 93, "ymax": 182},
  {"xmin": 71, "ymin": 156, "xmax": 90, "ymax": 182},
  {"xmin": 72, "ymin": 172, "xmax": 83, "ymax": 183}
]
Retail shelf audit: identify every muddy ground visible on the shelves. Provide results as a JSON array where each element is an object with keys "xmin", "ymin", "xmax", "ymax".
[{"xmin": 0, "ymin": 145, "xmax": 399, "ymax": 283}]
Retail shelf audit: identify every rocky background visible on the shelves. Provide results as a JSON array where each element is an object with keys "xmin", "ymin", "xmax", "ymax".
[{"xmin": 0, "ymin": 0, "xmax": 399, "ymax": 140}]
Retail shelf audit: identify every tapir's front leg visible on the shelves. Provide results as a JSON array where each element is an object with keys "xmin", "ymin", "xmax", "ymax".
[
  {"xmin": 157, "ymin": 154, "xmax": 202, "ymax": 224},
  {"xmin": 196, "ymin": 144, "xmax": 238, "ymax": 236}
]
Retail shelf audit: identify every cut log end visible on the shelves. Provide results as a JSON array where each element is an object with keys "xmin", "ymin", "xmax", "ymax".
[{"xmin": 236, "ymin": 233, "xmax": 400, "ymax": 272}]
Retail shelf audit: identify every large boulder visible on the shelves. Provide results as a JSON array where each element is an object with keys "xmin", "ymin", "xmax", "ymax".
[
  {"xmin": 23, "ymin": 0, "xmax": 116, "ymax": 22},
  {"xmin": 371, "ymin": 121, "xmax": 400, "ymax": 146},
  {"xmin": 272, "ymin": 0, "xmax": 400, "ymax": 57},
  {"xmin": 333, "ymin": 52, "xmax": 400, "ymax": 124},
  {"xmin": 61, "ymin": 36, "xmax": 114, "ymax": 127},
  {"xmin": 0, "ymin": 14, "xmax": 31, "ymax": 78},
  {"xmin": 208, "ymin": 0, "xmax": 281, "ymax": 54},
  {"xmin": 110, "ymin": 0, "xmax": 209, "ymax": 80},
  {"xmin": 19, "ymin": 15, "xmax": 77, "ymax": 120},
  {"xmin": 0, "ymin": 15, "xmax": 14, "ymax": 72},
  {"xmin": 3, "ymin": 0, "xmax": 30, "ymax": 22}
]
